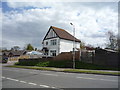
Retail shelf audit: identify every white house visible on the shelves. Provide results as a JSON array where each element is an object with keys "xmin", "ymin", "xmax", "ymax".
[{"xmin": 42, "ymin": 26, "xmax": 81, "ymax": 56}]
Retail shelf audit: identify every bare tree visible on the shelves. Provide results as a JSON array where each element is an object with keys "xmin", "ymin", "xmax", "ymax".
[{"xmin": 106, "ymin": 31, "xmax": 118, "ymax": 50}]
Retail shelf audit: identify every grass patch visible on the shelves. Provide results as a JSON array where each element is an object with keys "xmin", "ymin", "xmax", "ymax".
[
  {"xmin": 63, "ymin": 69, "xmax": 120, "ymax": 75},
  {"xmin": 6, "ymin": 65, "xmax": 120, "ymax": 76},
  {"xmin": 6, "ymin": 65, "xmax": 53, "ymax": 71}
]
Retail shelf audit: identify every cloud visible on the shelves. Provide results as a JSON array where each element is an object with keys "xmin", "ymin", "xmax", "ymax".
[{"xmin": 2, "ymin": 2, "xmax": 118, "ymax": 49}]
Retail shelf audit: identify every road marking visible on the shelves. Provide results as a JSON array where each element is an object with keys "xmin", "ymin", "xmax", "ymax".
[
  {"xmin": 2, "ymin": 77, "xmax": 5, "ymax": 79},
  {"xmin": 100, "ymin": 79, "xmax": 117, "ymax": 82},
  {"xmin": 6, "ymin": 78, "xmax": 19, "ymax": 81},
  {"xmin": 51, "ymin": 86, "xmax": 56, "ymax": 88},
  {"xmin": 28, "ymin": 82, "xmax": 37, "ymax": 85},
  {"xmin": 44, "ymin": 74, "xmax": 58, "ymax": 76},
  {"xmin": 19, "ymin": 81, "xmax": 27, "ymax": 83},
  {"xmin": 76, "ymin": 77, "xmax": 117, "ymax": 82},
  {"xmin": 2, "ymin": 76, "xmax": 56, "ymax": 88},
  {"xmin": 40, "ymin": 85, "xmax": 50, "ymax": 88},
  {"xmin": 29, "ymin": 72, "xmax": 38, "ymax": 74}
]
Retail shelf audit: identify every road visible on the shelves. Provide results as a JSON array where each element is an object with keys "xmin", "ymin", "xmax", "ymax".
[{"xmin": 2, "ymin": 66, "xmax": 119, "ymax": 89}]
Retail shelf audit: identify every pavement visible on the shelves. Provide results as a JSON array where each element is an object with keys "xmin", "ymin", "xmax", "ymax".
[
  {"xmin": 2, "ymin": 61, "xmax": 18, "ymax": 66},
  {"xmin": 2, "ymin": 61, "xmax": 119, "ymax": 73},
  {"xmin": 2, "ymin": 65, "xmax": 119, "ymax": 89}
]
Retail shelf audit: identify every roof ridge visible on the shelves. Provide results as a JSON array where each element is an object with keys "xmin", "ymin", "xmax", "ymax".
[{"xmin": 51, "ymin": 26, "xmax": 65, "ymax": 31}]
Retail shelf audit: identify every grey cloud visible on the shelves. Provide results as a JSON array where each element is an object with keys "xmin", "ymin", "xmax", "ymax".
[{"xmin": 2, "ymin": 2, "xmax": 118, "ymax": 49}]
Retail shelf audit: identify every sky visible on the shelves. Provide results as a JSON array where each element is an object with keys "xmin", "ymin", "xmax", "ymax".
[{"xmin": 1, "ymin": 1, "xmax": 118, "ymax": 50}]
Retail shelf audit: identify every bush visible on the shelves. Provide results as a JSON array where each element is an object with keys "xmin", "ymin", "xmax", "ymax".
[
  {"xmin": 48, "ymin": 60, "xmax": 73, "ymax": 68},
  {"xmin": 15, "ymin": 62, "xmax": 20, "ymax": 65},
  {"xmin": 17, "ymin": 61, "xmax": 38, "ymax": 66},
  {"xmin": 36, "ymin": 61, "xmax": 49, "ymax": 67},
  {"xmin": 15, "ymin": 60, "xmax": 119, "ymax": 71}
]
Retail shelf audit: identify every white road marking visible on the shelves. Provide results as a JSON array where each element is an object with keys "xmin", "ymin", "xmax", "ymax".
[
  {"xmin": 64, "ymin": 73, "xmax": 73, "ymax": 74},
  {"xmin": 2, "ymin": 76, "xmax": 56, "ymax": 88},
  {"xmin": 40, "ymin": 85, "xmax": 50, "ymax": 88},
  {"xmin": 2, "ymin": 77, "xmax": 5, "ymax": 79},
  {"xmin": 19, "ymin": 81, "xmax": 27, "ymax": 83},
  {"xmin": 6, "ymin": 78, "xmax": 19, "ymax": 81},
  {"xmin": 44, "ymin": 74, "xmax": 58, "ymax": 76},
  {"xmin": 29, "ymin": 72, "xmax": 37, "ymax": 74},
  {"xmin": 76, "ymin": 77, "xmax": 117, "ymax": 82},
  {"xmin": 28, "ymin": 82, "xmax": 37, "ymax": 85},
  {"xmin": 51, "ymin": 86, "xmax": 56, "ymax": 88},
  {"xmin": 94, "ymin": 75, "xmax": 101, "ymax": 76},
  {"xmin": 100, "ymin": 79, "xmax": 117, "ymax": 82}
]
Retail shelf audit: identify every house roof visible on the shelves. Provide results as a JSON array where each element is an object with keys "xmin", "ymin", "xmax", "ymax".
[
  {"xmin": 3, "ymin": 50, "xmax": 27, "ymax": 56},
  {"xmin": 2, "ymin": 51, "xmax": 10, "ymax": 55},
  {"xmin": 44, "ymin": 26, "xmax": 81, "ymax": 42},
  {"xmin": 10, "ymin": 50, "xmax": 27, "ymax": 56},
  {"xmin": 85, "ymin": 46, "xmax": 95, "ymax": 50}
]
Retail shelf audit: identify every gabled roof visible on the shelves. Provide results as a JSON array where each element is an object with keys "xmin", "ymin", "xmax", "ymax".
[
  {"xmin": 10, "ymin": 50, "xmax": 27, "ymax": 56},
  {"xmin": 3, "ymin": 50, "xmax": 27, "ymax": 56},
  {"xmin": 2, "ymin": 51, "xmax": 10, "ymax": 56},
  {"xmin": 43, "ymin": 26, "xmax": 81, "ymax": 42}
]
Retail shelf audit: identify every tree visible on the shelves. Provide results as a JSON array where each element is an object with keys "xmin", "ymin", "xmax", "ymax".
[
  {"xmin": 26, "ymin": 44, "xmax": 34, "ymax": 51},
  {"xmin": 106, "ymin": 31, "xmax": 118, "ymax": 50},
  {"xmin": 1, "ymin": 47, "xmax": 8, "ymax": 52},
  {"xmin": 80, "ymin": 41, "xmax": 85, "ymax": 50},
  {"xmin": 35, "ymin": 48, "xmax": 37, "ymax": 51},
  {"xmin": 11, "ymin": 46, "xmax": 20, "ymax": 51}
]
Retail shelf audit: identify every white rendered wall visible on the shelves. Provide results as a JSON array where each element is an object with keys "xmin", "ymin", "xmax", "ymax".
[
  {"xmin": 59, "ymin": 39, "xmax": 80, "ymax": 53},
  {"xmin": 46, "ymin": 28, "xmax": 57, "ymax": 39},
  {"xmin": 43, "ymin": 38, "xmax": 60, "ymax": 56},
  {"xmin": 43, "ymin": 38, "xmax": 80, "ymax": 56}
]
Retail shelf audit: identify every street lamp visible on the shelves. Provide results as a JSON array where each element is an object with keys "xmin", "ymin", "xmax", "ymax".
[{"xmin": 70, "ymin": 23, "xmax": 75, "ymax": 69}]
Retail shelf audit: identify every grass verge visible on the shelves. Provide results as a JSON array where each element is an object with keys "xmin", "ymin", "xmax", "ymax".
[{"xmin": 6, "ymin": 65, "xmax": 120, "ymax": 76}]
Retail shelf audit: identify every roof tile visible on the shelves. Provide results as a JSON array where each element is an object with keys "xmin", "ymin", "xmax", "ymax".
[{"xmin": 51, "ymin": 26, "xmax": 81, "ymax": 42}]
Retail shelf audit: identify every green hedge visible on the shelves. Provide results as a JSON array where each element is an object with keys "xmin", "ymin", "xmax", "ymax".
[{"xmin": 15, "ymin": 60, "xmax": 119, "ymax": 71}]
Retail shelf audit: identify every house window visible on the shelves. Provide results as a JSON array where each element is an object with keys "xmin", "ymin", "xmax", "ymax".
[
  {"xmin": 51, "ymin": 39, "xmax": 57, "ymax": 45},
  {"xmin": 46, "ymin": 41, "xmax": 48, "ymax": 45},
  {"xmin": 50, "ymin": 50, "xmax": 56, "ymax": 56}
]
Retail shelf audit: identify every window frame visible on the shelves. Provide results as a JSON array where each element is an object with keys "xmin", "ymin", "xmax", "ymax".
[
  {"xmin": 50, "ymin": 50, "xmax": 56, "ymax": 56},
  {"xmin": 51, "ymin": 39, "xmax": 57, "ymax": 45}
]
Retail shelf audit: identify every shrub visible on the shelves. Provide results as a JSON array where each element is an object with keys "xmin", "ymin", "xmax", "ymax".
[
  {"xmin": 15, "ymin": 60, "xmax": 119, "ymax": 71},
  {"xmin": 36, "ymin": 61, "xmax": 49, "ymax": 67}
]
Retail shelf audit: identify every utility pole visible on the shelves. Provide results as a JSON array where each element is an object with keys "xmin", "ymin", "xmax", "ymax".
[{"xmin": 70, "ymin": 23, "xmax": 75, "ymax": 69}]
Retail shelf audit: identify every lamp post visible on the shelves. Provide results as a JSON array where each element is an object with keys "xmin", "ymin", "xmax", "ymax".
[{"xmin": 70, "ymin": 23, "xmax": 75, "ymax": 69}]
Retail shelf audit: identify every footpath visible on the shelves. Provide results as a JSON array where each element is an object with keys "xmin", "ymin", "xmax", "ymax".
[{"xmin": 2, "ymin": 61, "xmax": 119, "ymax": 76}]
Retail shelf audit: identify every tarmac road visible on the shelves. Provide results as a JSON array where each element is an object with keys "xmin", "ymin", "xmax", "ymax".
[{"xmin": 2, "ymin": 66, "xmax": 119, "ymax": 89}]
